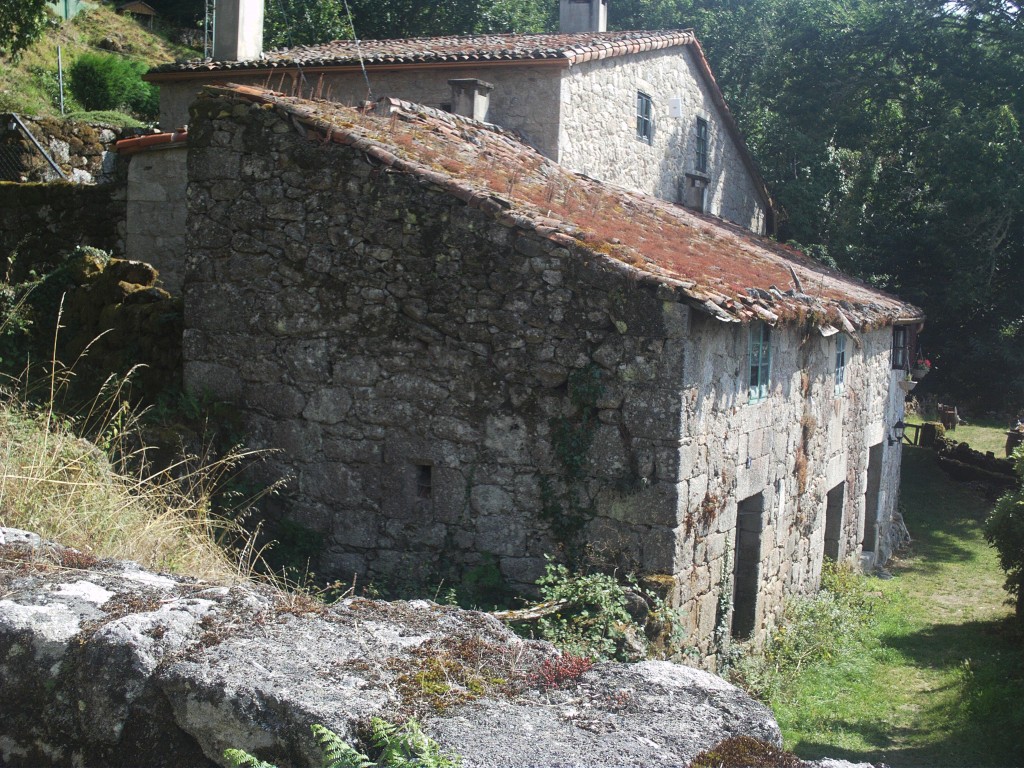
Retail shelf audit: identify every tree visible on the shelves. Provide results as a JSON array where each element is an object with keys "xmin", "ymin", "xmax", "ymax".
[
  {"xmin": 264, "ymin": 0, "xmax": 352, "ymax": 49},
  {"xmin": 986, "ymin": 448, "xmax": 1024, "ymax": 621},
  {"xmin": 628, "ymin": 0, "xmax": 1024, "ymax": 409},
  {"xmin": 0, "ymin": 0, "xmax": 49, "ymax": 60}
]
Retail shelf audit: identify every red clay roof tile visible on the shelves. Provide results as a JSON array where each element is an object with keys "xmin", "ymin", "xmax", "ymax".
[
  {"xmin": 200, "ymin": 84, "xmax": 922, "ymax": 328},
  {"xmin": 151, "ymin": 30, "xmax": 696, "ymax": 73}
]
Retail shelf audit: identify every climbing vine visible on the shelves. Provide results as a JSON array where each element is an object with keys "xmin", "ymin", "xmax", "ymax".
[{"xmin": 538, "ymin": 364, "xmax": 604, "ymax": 557}]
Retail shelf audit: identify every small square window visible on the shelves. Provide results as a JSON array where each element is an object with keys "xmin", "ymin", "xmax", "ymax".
[
  {"xmin": 748, "ymin": 322, "xmax": 771, "ymax": 403},
  {"xmin": 834, "ymin": 334, "xmax": 847, "ymax": 395},
  {"xmin": 695, "ymin": 117, "xmax": 709, "ymax": 173},
  {"xmin": 415, "ymin": 464, "xmax": 432, "ymax": 501},
  {"xmin": 636, "ymin": 91, "xmax": 654, "ymax": 144}
]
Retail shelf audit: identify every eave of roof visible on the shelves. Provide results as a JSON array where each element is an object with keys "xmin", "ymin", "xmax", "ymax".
[
  {"xmin": 197, "ymin": 84, "xmax": 924, "ymax": 330},
  {"xmin": 147, "ymin": 30, "xmax": 697, "ymax": 75},
  {"xmin": 147, "ymin": 28, "xmax": 776, "ymax": 230}
]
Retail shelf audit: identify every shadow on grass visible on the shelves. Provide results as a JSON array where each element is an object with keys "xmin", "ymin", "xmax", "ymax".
[
  {"xmin": 792, "ymin": 618, "xmax": 1024, "ymax": 767},
  {"xmin": 786, "ymin": 445, "xmax": 1024, "ymax": 767},
  {"xmin": 895, "ymin": 447, "xmax": 995, "ymax": 575}
]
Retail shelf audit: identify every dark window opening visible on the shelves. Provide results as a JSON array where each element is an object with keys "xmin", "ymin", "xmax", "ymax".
[
  {"xmin": 862, "ymin": 443, "xmax": 883, "ymax": 554},
  {"xmin": 731, "ymin": 493, "xmax": 764, "ymax": 640},
  {"xmin": 824, "ymin": 482, "xmax": 845, "ymax": 562},
  {"xmin": 695, "ymin": 117, "xmax": 709, "ymax": 173},
  {"xmin": 636, "ymin": 91, "xmax": 654, "ymax": 144},
  {"xmin": 892, "ymin": 326, "xmax": 909, "ymax": 369},
  {"xmin": 415, "ymin": 464, "xmax": 432, "ymax": 502}
]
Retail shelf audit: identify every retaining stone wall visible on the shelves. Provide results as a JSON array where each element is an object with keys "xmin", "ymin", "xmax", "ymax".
[
  {"xmin": 0, "ymin": 115, "xmax": 126, "ymax": 183},
  {"xmin": 0, "ymin": 183, "xmax": 126, "ymax": 279}
]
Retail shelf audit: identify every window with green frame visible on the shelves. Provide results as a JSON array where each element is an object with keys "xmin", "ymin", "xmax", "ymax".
[
  {"xmin": 748, "ymin": 322, "xmax": 771, "ymax": 402},
  {"xmin": 834, "ymin": 334, "xmax": 847, "ymax": 394}
]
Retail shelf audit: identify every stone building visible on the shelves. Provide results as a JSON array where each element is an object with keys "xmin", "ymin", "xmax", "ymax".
[
  {"xmin": 146, "ymin": 0, "xmax": 774, "ymax": 234},
  {"xmin": 184, "ymin": 83, "xmax": 922, "ymax": 655}
]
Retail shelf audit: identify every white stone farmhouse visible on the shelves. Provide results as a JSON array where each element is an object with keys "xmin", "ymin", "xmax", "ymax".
[
  {"xmin": 146, "ymin": 0, "xmax": 774, "ymax": 236},
  {"xmin": 138, "ymin": 0, "xmax": 924, "ymax": 657},
  {"xmin": 182, "ymin": 75, "xmax": 922, "ymax": 658}
]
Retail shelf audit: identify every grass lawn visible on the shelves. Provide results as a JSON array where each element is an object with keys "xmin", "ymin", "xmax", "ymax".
[
  {"xmin": 771, "ymin": 445, "xmax": 1024, "ymax": 767},
  {"xmin": 906, "ymin": 412, "xmax": 1014, "ymax": 457}
]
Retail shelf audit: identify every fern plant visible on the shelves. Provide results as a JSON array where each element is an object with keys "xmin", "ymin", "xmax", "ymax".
[{"xmin": 223, "ymin": 718, "xmax": 459, "ymax": 768}]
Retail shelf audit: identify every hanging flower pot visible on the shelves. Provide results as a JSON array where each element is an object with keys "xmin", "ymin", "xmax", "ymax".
[
  {"xmin": 898, "ymin": 379, "xmax": 917, "ymax": 393},
  {"xmin": 911, "ymin": 357, "xmax": 932, "ymax": 381}
]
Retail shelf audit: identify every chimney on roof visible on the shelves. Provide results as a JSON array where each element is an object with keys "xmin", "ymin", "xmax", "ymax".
[
  {"xmin": 560, "ymin": 0, "xmax": 607, "ymax": 33},
  {"xmin": 213, "ymin": 0, "xmax": 264, "ymax": 61},
  {"xmin": 448, "ymin": 78, "xmax": 494, "ymax": 122}
]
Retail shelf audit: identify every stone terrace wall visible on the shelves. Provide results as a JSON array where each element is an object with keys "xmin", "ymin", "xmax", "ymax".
[
  {"xmin": 0, "ymin": 115, "xmax": 126, "ymax": 183},
  {"xmin": 184, "ymin": 94, "xmax": 693, "ymax": 594},
  {"xmin": 0, "ymin": 183, "xmax": 126, "ymax": 279}
]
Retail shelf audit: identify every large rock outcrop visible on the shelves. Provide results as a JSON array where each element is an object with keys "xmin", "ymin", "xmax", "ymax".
[{"xmin": 0, "ymin": 528, "xmax": 782, "ymax": 767}]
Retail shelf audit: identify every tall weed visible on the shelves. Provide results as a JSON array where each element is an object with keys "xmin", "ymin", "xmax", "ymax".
[{"xmin": 733, "ymin": 561, "xmax": 875, "ymax": 701}]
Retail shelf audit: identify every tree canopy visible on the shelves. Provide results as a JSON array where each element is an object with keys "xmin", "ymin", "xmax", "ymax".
[
  {"xmin": 0, "ymin": 0, "xmax": 49, "ymax": 59},
  {"xmin": 604, "ymin": 0, "xmax": 1024, "ymax": 408}
]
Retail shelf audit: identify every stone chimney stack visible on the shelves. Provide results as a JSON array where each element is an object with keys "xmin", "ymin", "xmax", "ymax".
[
  {"xmin": 560, "ymin": 0, "xmax": 607, "ymax": 33},
  {"xmin": 448, "ymin": 79, "xmax": 494, "ymax": 122},
  {"xmin": 213, "ymin": 0, "xmax": 264, "ymax": 61}
]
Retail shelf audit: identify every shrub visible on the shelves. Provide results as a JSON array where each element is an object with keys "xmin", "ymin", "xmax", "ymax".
[
  {"xmin": 517, "ymin": 560, "xmax": 686, "ymax": 662},
  {"xmin": 732, "ymin": 561, "xmax": 874, "ymax": 700},
  {"xmin": 985, "ymin": 446, "xmax": 1024, "ymax": 621},
  {"xmin": 527, "ymin": 652, "xmax": 593, "ymax": 690},
  {"xmin": 69, "ymin": 52, "xmax": 158, "ymax": 118},
  {"xmin": 689, "ymin": 735, "xmax": 803, "ymax": 768}
]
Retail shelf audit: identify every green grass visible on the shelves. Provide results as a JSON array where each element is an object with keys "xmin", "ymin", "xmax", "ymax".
[
  {"xmin": 0, "ymin": 4, "xmax": 196, "ymax": 118},
  {"xmin": 771, "ymin": 447, "xmax": 1024, "ymax": 766},
  {"xmin": 906, "ymin": 412, "xmax": 1012, "ymax": 456}
]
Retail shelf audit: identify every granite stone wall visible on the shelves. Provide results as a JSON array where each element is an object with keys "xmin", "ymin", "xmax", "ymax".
[
  {"xmin": 156, "ymin": 45, "xmax": 767, "ymax": 234},
  {"xmin": 184, "ymin": 95, "xmax": 690, "ymax": 598},
  {"xmin": 0, "ymin": 115, "xmax": 125, "ymax": 183},
  {"xmin": 158, "ymin": 64, "xmax": 564, "ymax": 160},
  {"xmin": 124, "ymin": 144, "xmax": 188, "ymax": 292},
  {"xmin": 560, "ymin": 49, "xmax": 768, "ymax": 234},
  {"xmin": 670, "ymin": 319, "xmax": 902, "ymax": 659},
  {"xmin": 183, "ymin": 94, "xmax": 902, "ymax": 655}
]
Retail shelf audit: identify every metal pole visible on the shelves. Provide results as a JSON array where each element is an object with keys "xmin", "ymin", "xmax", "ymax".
[{"xmin": 57, "ymin": 46, "xmax": 65, "ymax": 115}]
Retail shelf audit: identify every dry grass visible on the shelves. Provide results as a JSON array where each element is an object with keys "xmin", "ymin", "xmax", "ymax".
[{"xmin": 0, "ymin": 373, "xmax": 265, "ymax": 583}]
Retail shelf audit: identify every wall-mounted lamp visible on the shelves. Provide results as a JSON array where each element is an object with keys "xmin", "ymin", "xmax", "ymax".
[{"xmin": 888, "ymin": 420, "xmax": 906, "ymax": 446}]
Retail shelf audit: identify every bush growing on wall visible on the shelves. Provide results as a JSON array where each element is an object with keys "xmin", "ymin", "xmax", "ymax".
[{"xmin": 69, "ymin": 53, "xmax": 158, "ymax": 118}]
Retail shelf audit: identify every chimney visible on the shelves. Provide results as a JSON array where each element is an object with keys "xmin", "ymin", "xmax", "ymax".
[
  {"xmin": 448, "ymin": 79, "xmax": 494, "ymax": 122},
  {"xmin": 213, "ymin": 0, "xmax": 264, "ymax": 61},
  {"xmin": 560, "ymin": 0, "xmax": 607, "ymax": 33}
]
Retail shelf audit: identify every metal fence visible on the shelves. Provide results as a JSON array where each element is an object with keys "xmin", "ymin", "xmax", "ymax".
[{"xmin": 0, "ymin": 114, "xmax": 67, "ymax": 183}]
